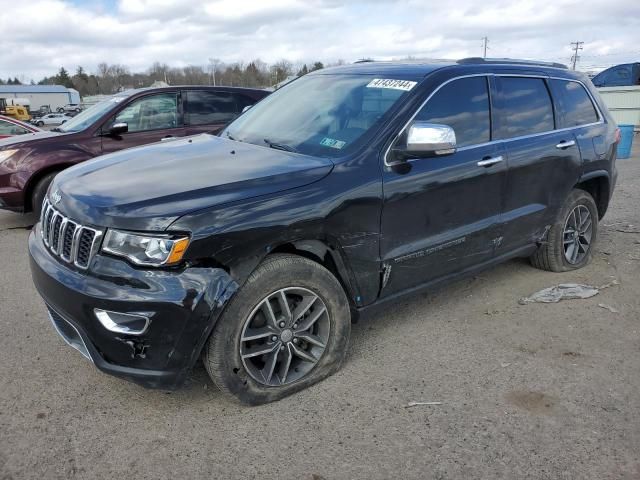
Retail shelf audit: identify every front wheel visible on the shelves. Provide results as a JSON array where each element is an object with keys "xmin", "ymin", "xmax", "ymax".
[
  {"xmin": 31, "ymin": 172, "xmax": 58, "ymax": 216},
  {"xmin": 36, "ymin": 121, "xmax": 44, "ymax": 127},
  {"xmin": 204, "ymin": 254, "xmax": 351, "ymax": 405},
  {"xmin": 530, "ymin": 189, "xmax": 598, "ymax": 272}
]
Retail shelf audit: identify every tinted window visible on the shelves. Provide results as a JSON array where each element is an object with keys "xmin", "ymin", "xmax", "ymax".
[
  {"xmin": 496, "ymin": 77, "xmax": 554, "ymax": 139},
  {"xmin": 185, "ymin": 91, "xmax": 238, "ymax": 125},
  {"xmin": 550, "ymin": 79, "xmax": 599, "ymax": 127},
  {"xmin": 415, "ymin": 76, "xmax": 490, "ymax": 147},
  {"xmin": 112, "ymin": 93, "xmax": 178, "ymax": 133},
  {"xmin": 236, "ymin": 94, "xmax": 259, "ymax": 112}
]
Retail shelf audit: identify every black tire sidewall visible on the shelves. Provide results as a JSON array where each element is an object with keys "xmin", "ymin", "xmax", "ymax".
[
  {"xmin": 31, "ymin": 172, "xmax": 58, "ymax": 215},
  {"xmin": 205, "ymin": 255, "xmax": 351, "ymax": 405}
]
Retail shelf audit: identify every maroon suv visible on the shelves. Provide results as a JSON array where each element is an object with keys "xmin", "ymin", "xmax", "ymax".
[{"xmin": 0, "ymin": 86, "xmax": 268, "ymax": 214}]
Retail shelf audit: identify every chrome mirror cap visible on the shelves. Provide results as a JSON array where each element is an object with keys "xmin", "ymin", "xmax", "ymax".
[{"xmin": 406, "ymin": 122, "xmax": 456, "ymax": 155}]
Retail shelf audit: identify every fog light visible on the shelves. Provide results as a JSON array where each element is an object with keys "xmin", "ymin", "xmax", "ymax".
[{"xmin": 94, "ymin": 309, "xmax": 150, "ymax": 335}]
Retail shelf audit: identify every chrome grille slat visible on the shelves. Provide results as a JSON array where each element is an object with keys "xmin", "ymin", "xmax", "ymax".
[{"xmin": 39, "ymin": 199, "xmax": 103, "ymax": 270}]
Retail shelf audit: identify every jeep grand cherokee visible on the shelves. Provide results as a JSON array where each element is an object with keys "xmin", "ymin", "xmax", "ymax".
[{"xmin": 29, "ymin": 58, "xmax": 618, "ymax": 404}]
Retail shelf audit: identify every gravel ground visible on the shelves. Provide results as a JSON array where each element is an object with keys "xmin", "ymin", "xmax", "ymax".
[{"xmin": 1, "ymin": 142, "xmax": 639, "ymax": 479}]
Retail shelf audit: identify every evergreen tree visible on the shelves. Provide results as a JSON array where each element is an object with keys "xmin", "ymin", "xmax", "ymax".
[{"xmin": 55, "ymin": 67, "xmax": 73, "ymax": 87}]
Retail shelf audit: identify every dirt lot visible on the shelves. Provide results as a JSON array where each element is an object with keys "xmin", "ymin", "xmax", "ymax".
[{"xmin": 1, "ymin": 143, "xmax": 639, "ymax": 479}]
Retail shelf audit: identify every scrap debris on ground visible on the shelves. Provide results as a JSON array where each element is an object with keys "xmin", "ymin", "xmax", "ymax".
[{"xmin": 519, "ymin": 280, "xmax": 619, "ymax": 305}]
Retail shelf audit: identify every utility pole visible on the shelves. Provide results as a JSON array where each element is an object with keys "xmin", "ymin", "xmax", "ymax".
[
  {"xmin": 570, "ymin": 41, "xmax": 584, "ymax": 70},
  {"xmin": 482, "ymin": 36, "xmax": 489, "ymax": 59}
]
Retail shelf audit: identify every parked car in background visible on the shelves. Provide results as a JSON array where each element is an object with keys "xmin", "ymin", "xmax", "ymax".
[
  {"xmin": 0, "ymin": 86, "xmax": 269, "ymax": 214},
  {"xmin": 28, "ymin": 59, "xmax": 618, "ymax": 404},
  {"xmin": 0, "ymin": 115, "xmax": 40, "ymax": 138},
  {"xmin": 32, "ymin": 105, "xmax": 52, "ymax": 118},
  {"xmin": 58, "ymin": 103, "xmax": 83, "ymax": 113},
  {"xmin": 592, "ymin": 63, "xmax": 640, "ymax": 87},
  {"xmin": 33, "ymin": 113, "xmax": 72, "ymax": 126}
]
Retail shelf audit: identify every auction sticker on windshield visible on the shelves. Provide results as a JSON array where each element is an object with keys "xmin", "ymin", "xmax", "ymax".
[{"xmin": 366, "ymin": 78, "xmax": 417, "ymax": 91}]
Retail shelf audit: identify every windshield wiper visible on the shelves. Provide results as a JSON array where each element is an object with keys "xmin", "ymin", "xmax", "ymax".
[{"xmin": 264, "ymin": 138, "xmax": 298, "ymax": 153}]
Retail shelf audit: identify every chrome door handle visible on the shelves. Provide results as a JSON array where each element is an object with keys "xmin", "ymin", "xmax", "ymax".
[
  {"xmin": 556, "ymin": 140, "xmax": 576, "ymax": 149},
  {"xmin": 477, "ymin": 156, "xmax": 504, "ymax": 167},
  {"xmin": 160, "ymin": 136, "xmax": 176, "ymax": 142}
]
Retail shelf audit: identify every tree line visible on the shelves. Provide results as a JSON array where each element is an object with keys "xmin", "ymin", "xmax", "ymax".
[{"xmin": 1, "ymin": 59, "xmax": 334, "ymax": 96}]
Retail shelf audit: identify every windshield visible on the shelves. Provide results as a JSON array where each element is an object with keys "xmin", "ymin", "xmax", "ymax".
[
  {"xmin": 58, "ymin": 95, "xmax": 128, "ymax": 133},
  {"xmin": 222, "ymin": 74, "xmax": 419, "ymax": 157}
]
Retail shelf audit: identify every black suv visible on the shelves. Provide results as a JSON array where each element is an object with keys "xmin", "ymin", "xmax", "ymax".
[{"xmin": 29, "ymin": 59, "xmax": 619, "ymax": 404}]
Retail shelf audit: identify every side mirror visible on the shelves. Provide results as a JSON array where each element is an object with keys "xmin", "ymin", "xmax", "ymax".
[
  {"xmin": 109, "ymin": 122, "xmax": 128, "ymax": 136},
  {"xmin": 394, "ymin": 122, "xmax": 456, "ymax": 160}
]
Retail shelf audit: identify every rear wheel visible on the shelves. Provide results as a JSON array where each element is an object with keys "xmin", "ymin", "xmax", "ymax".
[
  {"xmin": 530, "ymin": 189, "xmax": 598, "ymax": 272},
  {"xmin": 36, "ymin": 121, "xmax": 44, "ymax": 127},
  {"xmin": 204, "ymin": 254, "xmax": 351, "ymax": 405}
]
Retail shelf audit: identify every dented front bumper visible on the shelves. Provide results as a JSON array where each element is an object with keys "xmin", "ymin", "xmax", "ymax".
[{"xmin": 29, "ymin": 225, "xmax": 237, "ymax": 389}]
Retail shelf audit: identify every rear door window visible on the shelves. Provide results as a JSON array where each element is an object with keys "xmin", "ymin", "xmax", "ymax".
[
  {"xmin": 495, "ymin": 77, "xmax": 554, "ymax": 139},
  {"xmin": 549, "ymin": 79, "xmax": 599, "ymax": 127},
  {"xmin": 415, "ymin": 76, "xmax": 491, "ymax": 148},
  {"xmin": 185, "ymin": 91, "xmax": 238, "ymax": 125}
]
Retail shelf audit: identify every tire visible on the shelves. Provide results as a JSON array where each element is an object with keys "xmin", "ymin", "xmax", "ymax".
[
  {"xmin": 57, "ymin": 108, "xmax": 63, "ymax": 113},
  {"xmin": 530, "ymin": 189, "xmax": 598, "ymax": 272},
  {"xmin": 37, "ymin": 121, "xmax": 44, "ymax": 127},
  {"xmin": 204, "ymin": 253, "xmax": 351, "ymax": 405},
  {"xmin": 31, "ymin": 172, "xmax": 58, "ymax": 216}
]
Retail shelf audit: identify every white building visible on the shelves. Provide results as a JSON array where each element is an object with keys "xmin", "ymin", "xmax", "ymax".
[{"xmin": 0, "ymin": 85, "xmax": 81, "ymax": 111}]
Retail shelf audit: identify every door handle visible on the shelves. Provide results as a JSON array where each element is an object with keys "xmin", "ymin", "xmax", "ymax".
[
  {"xmin": 477, "ymin": 156, "xmax": 504, "ymax": 167},
  {"xmin": 160, "ymin": 135, "xmax": 175, "ymax": 142},
  {"xmin": 556, "ymin": 140, "xmax": 576, "ymax": 149}
]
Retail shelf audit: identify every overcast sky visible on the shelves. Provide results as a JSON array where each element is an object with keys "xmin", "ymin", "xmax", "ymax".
[{"xmin": 1, "ymin": 0, "xmax": 638, "ymax": 81}]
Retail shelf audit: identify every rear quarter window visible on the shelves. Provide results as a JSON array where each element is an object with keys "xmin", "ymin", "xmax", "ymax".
[
  {"xmin": 495, "ymin": 77, "xmax": 554, "ymax": 139},
  {"xmin": 549, "ymin": 79, "xmax": 599, "ymax": 127},
  {"xmin": 185, "ymin": 91, "xmax": 238, "ymax": 125}
]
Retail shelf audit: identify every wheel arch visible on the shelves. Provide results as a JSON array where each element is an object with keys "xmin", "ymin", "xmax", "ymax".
[
  {"xmin": 23, "ymin": 163, "xmax": 74, "ymax": 212},
  {"xmin": 268, "ymin": 239, "xmax": 360, "ymax": 310},
  {"xmin": 575, "ymin": 170, "xmax": 610, "ymax": 220}
]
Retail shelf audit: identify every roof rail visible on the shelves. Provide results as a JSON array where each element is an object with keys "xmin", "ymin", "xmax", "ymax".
[{"xmin": 457, "ymin": 57, "xmax": 568, "ymax": 69}]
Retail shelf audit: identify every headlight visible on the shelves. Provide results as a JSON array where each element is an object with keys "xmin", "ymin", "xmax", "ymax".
[
  {"xmin": 0, "ymin": 149, "xmax": 19, "ymax": 163},
  {"xmin": 102, "ymin": 230, "xmax": 190, "ymax": 266}
]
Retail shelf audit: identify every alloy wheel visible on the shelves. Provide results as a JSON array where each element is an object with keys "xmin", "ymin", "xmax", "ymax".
[
  {"xmin": 563, "ymin": 204, "xmax": 593, "ymax": 264},
  {"xmin": 240, "ymin": 287, "xmax": 330, "ymax": 386}
]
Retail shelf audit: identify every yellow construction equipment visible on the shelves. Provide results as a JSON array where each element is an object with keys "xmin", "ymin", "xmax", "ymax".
[{"xmin": 0, "ymin": 99, "xmax": 31, "ymax": 121}]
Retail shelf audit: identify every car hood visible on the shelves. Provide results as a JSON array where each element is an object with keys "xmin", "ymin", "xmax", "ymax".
[
  {"xmin": 51, "ymin": 134, "xmax": 334, "ymax": 231},
  {"xmin": 0, "ymin": 130, "xmax": 63, "ymax": 148}
]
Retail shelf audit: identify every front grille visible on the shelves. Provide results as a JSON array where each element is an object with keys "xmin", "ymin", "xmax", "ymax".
[{"xmin": 41, "ymin": 199, "xmax": 103, "ymax": 270}]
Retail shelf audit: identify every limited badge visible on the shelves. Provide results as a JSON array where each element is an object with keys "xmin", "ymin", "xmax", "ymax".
[{"xmin": 366, "ymin": 78, "xmax": 417, "ymax": 91}]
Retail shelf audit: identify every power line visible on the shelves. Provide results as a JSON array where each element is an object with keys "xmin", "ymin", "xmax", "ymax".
[{"xmin": 570, "ymin": 41, "xmax": 584, "ymax": 70}]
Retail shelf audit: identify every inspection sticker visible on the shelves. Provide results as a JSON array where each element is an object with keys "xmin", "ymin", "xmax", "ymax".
[
  {"xmin": 320, "ymin": 137, "xmax": 346, "ymax": 149},
  {"xmin": 366, "ymin": 78, "xmax": 417, "ymax": 91}
]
